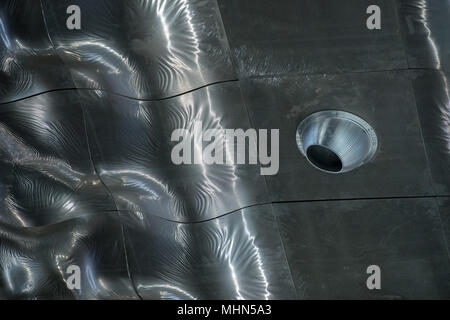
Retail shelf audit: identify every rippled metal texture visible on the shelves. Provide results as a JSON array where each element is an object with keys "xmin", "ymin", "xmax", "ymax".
[
  {"xmin": 122, "ymin": 205, "xmax": 295, "ymax": 300},
  {"xmin": 1, "ymin": 0, "xmax": 450, "ymax": 300},
  {"xmin": 40, "ymin": 0, "xmax": 236, "ymax": 100},
  {"xmin": 0, "ymin": 0, "xmax": 289, "ymax": 300},
  {"xmin": 80, "ymin": 83, "xmax": 268, "ymax": 222},
  {"xmin": 0, "ymin": 0, "xmax": 75, "ymax": 103},
  {"xmin": 0, "ymin": 213, "xmax": 138, "ymax": 299},
  {"xmin": 0, "ymin": 91, "xmax": 115, "ymax": 227}
]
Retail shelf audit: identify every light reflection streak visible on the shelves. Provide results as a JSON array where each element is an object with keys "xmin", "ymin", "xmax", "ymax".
[
  {"xmin": 421, "ymin": 1, "xmax": 441, "ymax": 69},
  {"xmin": 241, "ymin": 212, "xmax": 270, "ymax": 300},
  {"xmin": 138, "ymin": 283, "xmax": 196, "ymax": 300},
  {"xmin": 0, "ymin": 16, "xmax": 11, "ymax": 49}
]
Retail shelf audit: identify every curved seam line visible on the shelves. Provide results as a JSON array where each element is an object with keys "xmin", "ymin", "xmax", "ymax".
[
  {"xmin": 0, "ymin": 79, "xmax": 239, "ymax": 106},
  {"xmin": 4, "ymin": 194, "xmax": 449, "ymax": 229},
  {"xmin": 130, "ymin": 194, "xmax": 450, "ymax": 225}
]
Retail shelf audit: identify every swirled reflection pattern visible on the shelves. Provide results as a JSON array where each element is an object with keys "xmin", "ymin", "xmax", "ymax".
[
  {"xmin": 0, "ymin": 0, "xmax": 294, "ymax": 299},
  {"xmin": 41, "ymin": 0, "xmax": 236, "ymax": 100},
  {"xmin": 0, "ymin": 0, "xmax": 74, "ymax": 103},
  {"xmin": 80, "ymin": 83, "xmax": 268, "ymax": 223},
  {"xmin": 1, "ymin": 0, "xmax": 449, "ymax": 300}
]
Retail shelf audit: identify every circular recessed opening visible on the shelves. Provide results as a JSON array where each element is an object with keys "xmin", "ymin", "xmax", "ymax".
[
  {"xmin": 296, "ymin": 110, "xmax": 378, "ymax": 174},
  {"xmin": 306, "ymin": 145, "xmax": 342, "ymax": 173}
]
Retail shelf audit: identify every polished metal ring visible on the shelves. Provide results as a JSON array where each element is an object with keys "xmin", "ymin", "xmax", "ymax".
[{"xmin": 296, "ymin": 110, "xmax": 378, "ymax": 173}]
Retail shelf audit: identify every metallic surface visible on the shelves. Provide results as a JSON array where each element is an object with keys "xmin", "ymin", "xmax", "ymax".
[
  {"xmin": 0, "ymin": 213, "xmax": 138, "ymax": 299},
  {"xmin": 40, "ymin": 0, "xmax": 237, "ymax": 100},
  {"xmin": 410, "ymin": 70, "xmax": 450, "ymax": 195},
  {"xmin": 0, "ymin": 0, "xmax": 449, "ymax": 299},
  {"xmin": 217, "ymin": 0, "xmax": 406, "ymax": 77},
  {"xmin": 296, "ymin": 110, "xmax": 378, "ymax": 173},
  {"xmin": 0, "ymin": 91, "xmax": 115, "ymax": 227},
  {"xmin": 398, "ymin": 0, "xmax": 450, "ymax": 72},
  {"xmin": 274, "ymin": 198, "xmax": 450, "ymax": 299},
  {"xmin": 122, "ymin": 205, "xmax": 296, "ymax": 300},
  {"xmin": 240, "ymin": 71, "xmax": 435, "ymax": 201},
  {"xmin": 0, "ymin": 0, "xmax": 75, "ymax": 104},
  {"xmin": 79, "ymin": 83, "xmax": 269, "ymax": 223},
  {"xmin": 219, "ymin": 0, "xmax": 450, "ymax": 299}
]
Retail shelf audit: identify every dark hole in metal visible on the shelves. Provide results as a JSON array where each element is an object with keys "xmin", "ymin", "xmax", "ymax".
[{"xmin": 306, "ymin": 145, "xmax": 342, "ymax": 173}]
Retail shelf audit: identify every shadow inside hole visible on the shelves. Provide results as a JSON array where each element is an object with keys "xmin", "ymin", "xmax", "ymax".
[{"xmin": 306, "ymin": 145, "xmax": 343, "ymax": 173}]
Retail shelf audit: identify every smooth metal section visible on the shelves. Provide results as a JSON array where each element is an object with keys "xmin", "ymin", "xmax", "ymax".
[
  {"xmin": 296, "ymin": 110, "xmax": 378, "ymax": 173},
  {"xmin": 410, "ymin": 70, "xmax": 450, "ymax": 194},
  {"xmin": 240, "ymin": 72, "xmax": 434, "ymax": 202},
  {"xmin": 274, "ymin": 198, "xmax": 450, "ymax": 299},
  {"xmin": 218, "ymin": 0, "xmax": 406, "ymax": 77}
]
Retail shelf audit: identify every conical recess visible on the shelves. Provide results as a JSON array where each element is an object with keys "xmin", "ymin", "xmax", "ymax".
[{"xmin": 296, "ymin": 110, "xmax": 378, "ymax": 173}]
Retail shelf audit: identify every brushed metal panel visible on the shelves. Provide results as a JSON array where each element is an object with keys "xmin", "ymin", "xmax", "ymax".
[
  {"xmin": 274, "ymin": 199, "xmax": 450, "ymax": 299},
  {"xmin": 122, "ymin": 205, "xmax": 296, "ymax": 300},
  {"xmin": 41, "ymin": 0, "xmax": 237, "ymax": 99},
  {"xmin": 240, "ymin": 71, "xmax": 434, "ymax": 201},
  {"xmin": 0, "ymin": 91, "xmax": 115, "ymax": 227},
  {"xmin": 398, "ymin": 0, "xmax": 450, "ymax": 72},
  {"xmin": 81, "ymin": 82, "xmax": 269, "ymax": 223},
  {"xmin": 0, "ymin": 0, "xmax": 74, "ymax": 103},
  {"xmin": 410, "ymin": 70, "xmax": 450, "ymax": 195},
  {"xmin": 218, "ymin": 0, "xmax": 407, "ymax": 77},
  {"xmin": 0, "ymin": 213, "xmax": 138, "ymax": 299}
]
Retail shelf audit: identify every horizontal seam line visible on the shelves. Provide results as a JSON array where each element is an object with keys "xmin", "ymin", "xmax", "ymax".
[
  {"xmin": 116, "ymin": 194, "xmax": 450, "ymax": 225},
  {"xmin": 0, "ymin": 79, "xmax": 239, "ymax": 105}
]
